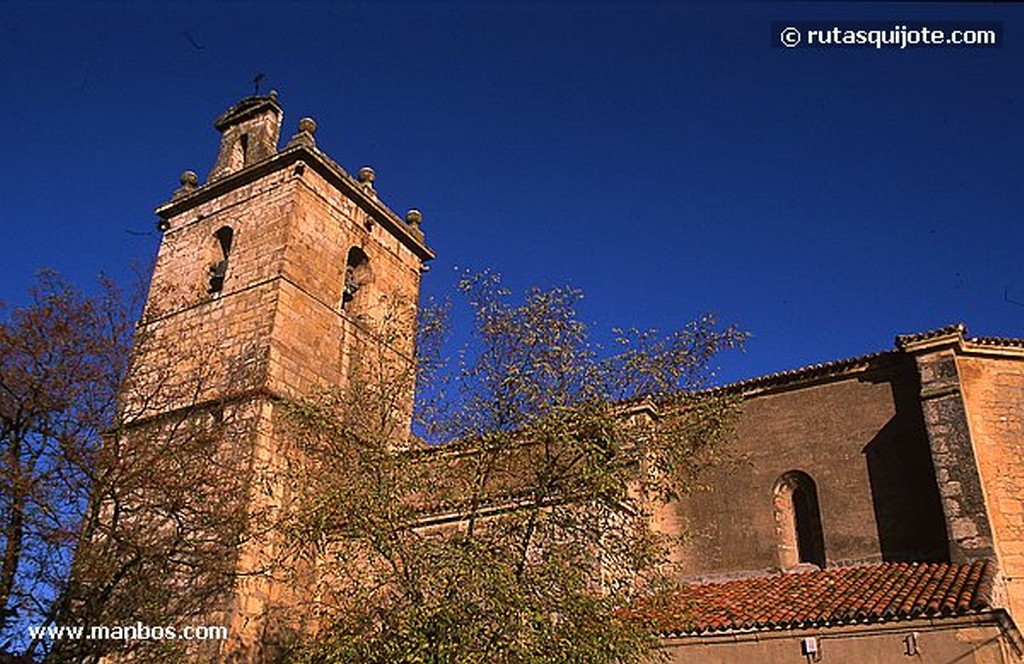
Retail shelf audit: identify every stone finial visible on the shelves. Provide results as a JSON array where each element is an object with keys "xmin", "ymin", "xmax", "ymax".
[
  {"xmin": 173, "ymin": 170, "xmax": 199, "ymax": 199},
  {"xmin": 405, "ymin": 209, "xmax": 422, "ymax": 227},
  {"xmin": 286, "ymin": 117, "xmax": 318, "ymax": 149},
  {"xmin": 358, "ymin": 167, "xmax": 376, "ymax": 188}
]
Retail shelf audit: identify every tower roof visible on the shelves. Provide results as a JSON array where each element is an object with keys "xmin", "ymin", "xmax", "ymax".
[{"xmin": 213, "ymin": 92, "xmax": 282, "ymax": 131}]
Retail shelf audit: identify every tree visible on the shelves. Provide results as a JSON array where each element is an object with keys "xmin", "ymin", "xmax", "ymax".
[
  {"xmin": 0, "ymin": 273, "xmax": 132, "ymax": 655},
  {"xmin": 0, "ymin": 273, "xmax": 255, "ymax": 662},
  {"xmin": 0, "ymin": 268, "xmax": 745, "ymax": 663},
  {"xmin": 277, "ymin": 272, "xmax": 745, "ymax": 663}
]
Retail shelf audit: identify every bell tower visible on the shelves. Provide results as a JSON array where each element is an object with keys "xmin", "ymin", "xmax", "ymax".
[
  {"xmin": 146, "ymin": 91, "xmax": 433, "ymax": 401},
  {"xmin": 133, "ymin": 92, "xmax": 434, "ymax": 659}
]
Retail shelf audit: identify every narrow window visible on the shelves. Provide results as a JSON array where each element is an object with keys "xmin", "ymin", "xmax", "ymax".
[
  {"xmin": 209, "ymin": 226, "xmax": 234, "ymax": 293},
  {"xmin": 773, "ymin": 471, "xmax": 826, "ymax": 569},
  {"xmin": 227, "ymin": 133, "xmax": 246, "ymax": 172},
  {"xmin": 342, "ymin": 247, "xmax": 370, "ymax": 311}
]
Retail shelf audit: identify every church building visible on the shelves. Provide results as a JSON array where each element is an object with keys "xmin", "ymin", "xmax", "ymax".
[
  {"xmin": 138, "ymin": 93, "xmax": 1023, "ymax": 662},
  {"xmin": 649, "ymin": 324, "xmax": 1024, "ymax": 662}
]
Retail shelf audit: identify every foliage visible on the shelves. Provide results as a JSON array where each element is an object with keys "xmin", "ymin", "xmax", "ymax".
[
  {"xmin": 0, "ymin": 273, "xmax": 255, "ymax": 662},
  {"xmin": 0, "ymin": 273, "xmax": 132, "ymax": 655},
  {"xmin": 279, "ymin": 272, "xmax": 745, "ymax": 663},
  {"xmin": 0, "ymin": 266, "xmax": 744, "ymax": 663}
]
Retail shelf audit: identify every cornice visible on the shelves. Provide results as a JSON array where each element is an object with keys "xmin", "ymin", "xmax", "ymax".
[{"xmin": 155, "ymin": 145, "xmax": 435, "ymax": 262}]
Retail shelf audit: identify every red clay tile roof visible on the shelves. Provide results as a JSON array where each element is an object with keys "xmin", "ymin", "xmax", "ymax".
[
  {"xmin": 969, "ymin": 335, "xmax": 1024, "ymax": 349},
  {"xmin": 705, "ymin": 351, "xmax": 896, "ymax": 396},
  {"xmin": 895, "ymin": 323, "xmax": 967, "ymax": 349},
  {"xmin": 634, "ymin": 561, "xmax": 995, "ymax": 636},
  {"xmin": 698, "ymin": 323, "xmax": 1024, "ymax": 398}
]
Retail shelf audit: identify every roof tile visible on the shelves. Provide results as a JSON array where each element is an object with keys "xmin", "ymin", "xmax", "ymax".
[{"xmin": 633, "ymin": 561, "xmax": 995, "ymax": 636}]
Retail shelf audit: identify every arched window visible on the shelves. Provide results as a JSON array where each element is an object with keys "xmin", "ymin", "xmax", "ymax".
[
  {"xmin": 773, "ymin": 470, "xmax": 826, "ymax": 569},
  {"xmin": 342, "ymin": 246, "xmax": 371, "ymax": 312},
  {"xmin": 208, "ymin": 226, "xmax": 234, "ymax": 294}
]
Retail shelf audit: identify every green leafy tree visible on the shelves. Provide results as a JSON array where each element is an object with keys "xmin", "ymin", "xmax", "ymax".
[{"xmin": 278, "ymin": 272, "xmax": 745, "ymax": 663}]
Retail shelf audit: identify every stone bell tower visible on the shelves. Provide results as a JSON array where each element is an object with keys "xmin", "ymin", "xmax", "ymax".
[
  {"xmin": 146, "ymin": 91, "xmax": 433, "ymax": 400},
  {"xmin": 132, "ymin": 92, "xmax": 434, "ymax": 659}
]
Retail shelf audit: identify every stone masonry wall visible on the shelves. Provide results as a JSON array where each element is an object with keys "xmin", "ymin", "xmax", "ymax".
[
  {"xmin": 912, "ymin": 349, "xmax": 996, "ymax": 564},
  {"xmin": 267, "ymin": 165, "xmax": 422, "ymax": 400},
  {"xmin": 659, "ymin": 358, "xmax": 947, "ymax": 579},
  {"xmin": 958, "ymin": 353, "xmax": 1024, "ymax": 622},
  {"xmin": 130, "ymin": 169, "xmax": 301, "ymax": 413},
  {"xmin": 662, "ymin": 618, "xmax": 1016, "ymax": 664}
]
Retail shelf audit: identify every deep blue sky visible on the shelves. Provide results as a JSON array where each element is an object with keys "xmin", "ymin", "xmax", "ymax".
[{"xmin": 1, "ymin": 1, "xmax": 1021, "ymax": 384}]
